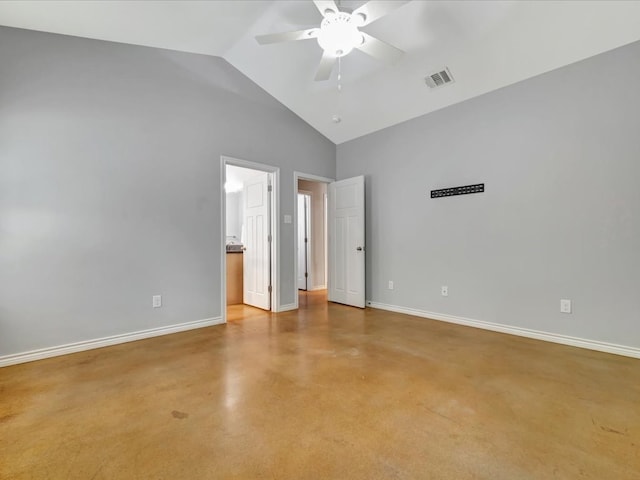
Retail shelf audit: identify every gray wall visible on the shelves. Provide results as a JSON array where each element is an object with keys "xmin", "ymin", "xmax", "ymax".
[
  {"xmin": 337, "ymin": 40, "xmax": 640, "ymax": 349},
  {"xmin": 0, "ymin": 27, "xmax": 335, "ymax": 356}
]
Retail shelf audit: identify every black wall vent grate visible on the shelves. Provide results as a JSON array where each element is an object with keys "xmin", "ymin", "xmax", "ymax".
[{"xmin": 431, "ymin": 183, "xmax": 484, "ymax": 198}]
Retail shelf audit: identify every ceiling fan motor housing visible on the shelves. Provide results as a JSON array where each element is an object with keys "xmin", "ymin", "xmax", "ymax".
[{"xmin": 317, "ymin": 11, "xmax": 365, "ymax": 57}]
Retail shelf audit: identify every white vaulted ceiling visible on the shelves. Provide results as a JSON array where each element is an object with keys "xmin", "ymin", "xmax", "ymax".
[{"xmin": 1, "ymin": 1, "xmax": 640, "ymax": 144}]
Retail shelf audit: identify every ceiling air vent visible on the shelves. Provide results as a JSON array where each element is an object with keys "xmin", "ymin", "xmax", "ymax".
[{"xmin": 425, "ymin": 67, "xmax": 455, "ymax": 89}]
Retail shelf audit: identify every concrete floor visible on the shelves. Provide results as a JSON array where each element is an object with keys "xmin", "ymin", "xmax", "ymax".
[{"xmin": 1, "ymin": 291, "xmax": 639, "ymax": 479}]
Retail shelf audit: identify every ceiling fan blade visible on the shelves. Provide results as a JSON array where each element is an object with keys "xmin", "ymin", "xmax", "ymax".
[
  {"xmin": 314, "ymin": 52, "xmax": 336, "ymax": 81},
  {"xmin": 352, "ymin": 0, "xmax": 410, "ymax": 26},
  {"xmin": 256, "ymin": 28, "xmax": 319, "ymax": 45},
  {"xmin": 313, "ymin": 0, "xmax": 339, "ymax": 17},
  {"xmin": 356, "ymin": 32, "xmax": 404, "ymax": 65}
]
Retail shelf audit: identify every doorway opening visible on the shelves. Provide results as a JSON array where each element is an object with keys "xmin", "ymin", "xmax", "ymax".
[
  {"xmin": 297, "ymin": 192, "xmax": 311, "ymax": 291},
  {"xmin": 221, "ymin": 157, "xmax": 279, "ymax": 322},
  {"xmin": 294, "ymin": 172, "xmax": 333, "ymax": 309}
]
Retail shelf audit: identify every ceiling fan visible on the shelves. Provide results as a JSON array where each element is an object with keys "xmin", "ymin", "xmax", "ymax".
[{"xmin": 256, "ymin": 0, "xmax": 409, "ymax": 81}]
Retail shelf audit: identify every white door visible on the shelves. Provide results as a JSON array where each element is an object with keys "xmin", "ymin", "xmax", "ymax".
[
  {"xmin": 297, "ymin": 193, "xmax": 311, "ymax": 290},
  {"xmin": 243, "ymin": 171, "xmax": 271, "ymax": 310},
  {"xmin": 328, "ymin": 176, "xmax": 365, "ymax": 308}
]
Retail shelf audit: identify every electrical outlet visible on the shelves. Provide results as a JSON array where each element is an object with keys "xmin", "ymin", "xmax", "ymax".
[
  {"xmin": 152, "ymin": 295, "xmax": 162, "ymax": 308},
  {"xmin": 441, "ymin": 286, "xmax": 448, "ymax": 297},
  {"xmin": 388, "ymin": 280, "xmax": 394, "ymax": 290},
  {"xmin": 560, "ymin": 299, "xmax": 571, "ymax": 314}
]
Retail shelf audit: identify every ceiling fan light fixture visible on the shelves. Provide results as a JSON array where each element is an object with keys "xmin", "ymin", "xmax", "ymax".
[
  {"xmin": 255, "ymin": 1, "xmax": 408, "ymax": 82},
  {"xmin": 317, "ymin": 12, "xmax": 362, "ymax": 58}
]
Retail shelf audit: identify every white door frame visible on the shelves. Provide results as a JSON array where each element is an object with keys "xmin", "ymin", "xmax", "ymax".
[
  {"xmin": 293, "ymin": 171, "xmax": 334, "ymax": 310},
  {"xmin": 221, "ymin": 156, "xmax": 280, "ymax": 322}
]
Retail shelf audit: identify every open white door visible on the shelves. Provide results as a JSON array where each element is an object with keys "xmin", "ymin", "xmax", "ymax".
[
  {"xmin": 328, "ymin": 176, "xmax": 365, "ymax": 308},
  {"xmin": 243, "ymin": 171, "xmax": 271, "ymax": 310}
]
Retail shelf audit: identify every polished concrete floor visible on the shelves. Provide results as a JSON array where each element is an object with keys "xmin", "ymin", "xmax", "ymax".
[{"xmin": 1, "ymin": 291, "xmax": 639, "ymax": 479}]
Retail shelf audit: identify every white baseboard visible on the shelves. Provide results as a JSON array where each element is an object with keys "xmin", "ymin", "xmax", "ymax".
[
  {"xmin": 309, "ymin": 285, "xmax": 327, "ymax": 291},
  {"xmin": 277, "ymin": 303, "xmax": 297, "ymax": 312},
  {"xmin": 0, "ymin": 317, "xmax": 224, "ymax": 368},
  {"xmin": 366, "ymin": 301, "xmax": 640, "ymax": 359}
]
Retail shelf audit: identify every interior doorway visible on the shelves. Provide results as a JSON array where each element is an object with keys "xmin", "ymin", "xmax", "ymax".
[
  {"xmin": 221, "ymin": 157, "xmax": 279, "ymax": 321},
  {"xmin": 294, "ymin": 172, "xmax": 332, "ymax": 308},
  {"xmin": 297, "ymin": 192, "xmax": 311, "ymax": 291}
]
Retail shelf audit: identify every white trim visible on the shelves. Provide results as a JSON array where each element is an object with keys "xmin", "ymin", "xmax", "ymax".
[
  {"xmin": 367, "ymin": 301, "xmax": 640, "ymax": 359},
  {"xmin": 278, "ymin": 303, "xmax": 297, "ymax": 312},
  {"xmin": 220, "ymin": 158, "xmax": 227, "ymax": 323},
  {"xmin": 295, "ymin": 172, "xmax": 335, "ymax": 184},
  {"xmin": 222, "ymin": 156, "xmax": 280, "ymax": 317},
  {"xmin": 0, "ymin": 317, "xmax": 223, "ymax": 367},
  {"xmin": 323, "ymin": 192, "xmax": 328, "ymax": 291},
  {"xmin": 309, "ymin": 285, "xmax": 327, "ymax": 291},
  {"xmin": 293, "ymin": 171, "xmax": 334, "ymax": 310}
]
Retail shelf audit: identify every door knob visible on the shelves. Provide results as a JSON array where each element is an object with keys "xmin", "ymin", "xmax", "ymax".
[{"xmin": 356, "ymin": 246, "xmax": 363, "ymax": 251}]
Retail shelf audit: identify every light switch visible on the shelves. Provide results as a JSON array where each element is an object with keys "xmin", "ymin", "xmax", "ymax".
[{"xmin": 284, "ymin": 214, "xmax": 292, "ymax": 224}]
